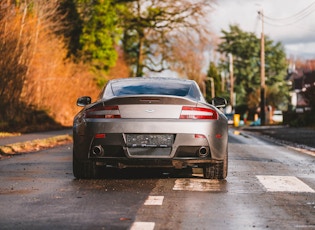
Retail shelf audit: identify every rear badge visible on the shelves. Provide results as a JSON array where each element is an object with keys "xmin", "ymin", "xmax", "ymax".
[{"xmin": 145, "ymin": 109, "xmax": 155, "ymax": 113}]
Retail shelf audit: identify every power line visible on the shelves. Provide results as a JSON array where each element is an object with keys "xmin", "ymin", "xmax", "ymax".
[
  {"xmin": 259, "ymin": 1, "xmax": 315, "ymax": 27},
  {"xmin": 264, "ymin": 1, "xmax": 315, "ymax": 21},
  {"xmin": 263, "ymin": 19, "xmax": 315, "ymax": 34}
]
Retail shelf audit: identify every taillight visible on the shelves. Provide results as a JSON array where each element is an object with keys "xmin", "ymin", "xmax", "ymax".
[
  {"xmin": 86, "ymin": 105, "xmax": 121, "ymax": 118},
  {"xmin": 180, "ymin": 106, "xmax": 218, "ymax": 120}
]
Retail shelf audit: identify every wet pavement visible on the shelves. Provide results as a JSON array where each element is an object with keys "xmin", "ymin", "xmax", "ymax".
[{"xmin": 1, "ymin": 129, "xmax": 314, "ymax": 229}]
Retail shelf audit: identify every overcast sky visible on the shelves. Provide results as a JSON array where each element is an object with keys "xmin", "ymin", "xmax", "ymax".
[{"xmin": 209, "ymin": 0, "xmax": 315, "ymax": 59}]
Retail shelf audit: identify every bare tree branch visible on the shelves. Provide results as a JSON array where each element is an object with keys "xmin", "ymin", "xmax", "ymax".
[{"xmin": 119, "ymin": 0, "xmax": 216, "ymax": 76}]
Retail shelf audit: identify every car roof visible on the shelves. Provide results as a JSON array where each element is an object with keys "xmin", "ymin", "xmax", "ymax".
[{"xmin": 108, "ymin": 77, "xmax": 195, "ymax": 84}]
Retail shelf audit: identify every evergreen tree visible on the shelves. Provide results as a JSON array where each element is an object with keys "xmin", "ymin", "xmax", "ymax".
[
  {"xmin": 205, "ymin": 62, "xmax": 225, "ymax": 102},
  {"xmin": 78, "ymin": 0, "xmax": 120, "ymax": 72},
  {"xmin": 217, "ymin": 25, "xmax": 289, "ymax": 111}
]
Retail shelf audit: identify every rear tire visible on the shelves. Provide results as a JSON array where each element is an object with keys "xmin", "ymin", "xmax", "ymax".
[
  {"xmin": 203, "ymin": 155, "xmax": 227, "ymax": 179},
  {"xmin": 73, "ymin": 155, "xmax": 98, "ymax": 179}
]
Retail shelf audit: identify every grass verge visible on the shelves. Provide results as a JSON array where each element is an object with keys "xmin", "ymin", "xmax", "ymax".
[
  {"xmin": 0, "ymin": 134, "xmax": 72, "ymax": 156},
  {"xmin": 0, "ymin": 132, "xmax": 21, "ymax": 138}
]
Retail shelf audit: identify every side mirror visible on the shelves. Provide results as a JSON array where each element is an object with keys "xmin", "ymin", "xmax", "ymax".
[
  {"xmin": 211, "ymin": 97, "xmax": 227, "ymax": 108},
  {"xmin": 77, "ymin": 96, "xmax": 91, "ymax": 107}
]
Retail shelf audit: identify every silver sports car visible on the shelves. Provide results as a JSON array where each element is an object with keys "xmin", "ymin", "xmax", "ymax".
[{"xmin": 73, "ymin": 77, "xmax": 228, "ymax": 179}]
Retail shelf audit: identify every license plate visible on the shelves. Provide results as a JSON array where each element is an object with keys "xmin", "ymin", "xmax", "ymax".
[{"xmin": 126, "ymin": 134, "xmax": 174, "ymax": 147}]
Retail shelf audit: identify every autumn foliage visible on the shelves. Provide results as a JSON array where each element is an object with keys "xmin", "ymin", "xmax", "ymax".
[
  {"xmin": 0, "ymin": 0, "xmax": 214, "ymax": 132},
  {"xmin": 0, "ymin": 1, "xmax": 128, "ymax": 131}
]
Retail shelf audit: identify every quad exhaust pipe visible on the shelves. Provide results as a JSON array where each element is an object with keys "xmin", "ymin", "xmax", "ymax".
[
  {"xmin": 92, "ymin": 145, "xmax": 104, "ymax": 156},
  {"xmin": 198, "ymin": 147, "xmax": 209, "ymax": 157}
]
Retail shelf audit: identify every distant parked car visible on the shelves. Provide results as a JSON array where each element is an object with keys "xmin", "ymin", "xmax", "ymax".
[
  {"xmin": 272, "ymin": 110, "xmax": 283, "ymax": 123},
  {"xmin": 73, "ymin": 77, "xmax": 229, "ymax": 179}
]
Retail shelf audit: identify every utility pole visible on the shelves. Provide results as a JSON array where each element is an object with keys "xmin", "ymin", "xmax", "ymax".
[
  {"xmin": 207, "ymin": 77, "xmax": 215, "ymax": 99},
  {"xmin": 258, "ymin": 9, "xmax": 266, "ymax": 125},
  {"xmin": 229, "ymin": 53, "xmax": 234, "ymax": 110},
  {"xmin": 220, "ymin": 71, "xmax": 225, "ymax": 92}
]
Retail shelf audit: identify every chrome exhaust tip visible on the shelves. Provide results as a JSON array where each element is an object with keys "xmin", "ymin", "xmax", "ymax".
[
  {"xmin": 198, "ymin": 147, "xmax": 209, "ymax": 157},
  {"xmin": 92, "ymin": 145, "xmax": 104, "ymax": 156}
]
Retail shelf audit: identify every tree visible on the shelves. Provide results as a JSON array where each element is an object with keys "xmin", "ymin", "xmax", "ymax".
[
  {"xmin": 76, "ymin": 0, "xmax": 121, "ymax": 77},
  {"xmin": 167, "ymin": 32, "xmax": 214, "ymax": 92},
  {"xmin": 117, "ymin": 0, "xmax": 215, "ymax": 77},
  {"xmin": 0, "ymin": 1, "xmax": 100, "ymax": 131},
  {"xmin": 217, "ymin": 25, "xmax": 289, "ymax": 112},
  {"xmin": 205, "ymin": 61, "xmax": 225, "ymax": 102},
  {"xmin": 58, "ymin": 0, "xmax": 83, "ymax": 57}
]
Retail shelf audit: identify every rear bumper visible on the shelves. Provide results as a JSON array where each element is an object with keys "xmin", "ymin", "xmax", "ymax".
[{"xmin": 73, "ymin": 119, "xmax": 228, "ymax": 164}]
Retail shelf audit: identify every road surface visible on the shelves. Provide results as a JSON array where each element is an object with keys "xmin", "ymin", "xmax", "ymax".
[{"xmin": 0, "ymin": 129, "xmax": 314, "ymax": 229}]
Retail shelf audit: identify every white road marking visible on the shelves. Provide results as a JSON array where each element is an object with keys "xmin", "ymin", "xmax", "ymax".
[
  {"xmin": 144, "ymin": 196, "xmax": 164, "ymax": 205},
  {"xmin": 130, "ymin": 222, "xmax": 155, "ymax": 230},
  {"xmin": 256, "ymin": 176, "xmax": 315, "ymax": 193},
  {"xmin": 295, "ymin": 225, "xmax": 315, "ymax": 228},
  {"xmin": 173, "ymin": 178, "xmax": 222, "ymax": 192}
]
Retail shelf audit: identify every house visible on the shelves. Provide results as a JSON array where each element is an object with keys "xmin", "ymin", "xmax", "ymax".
[{"xmin": 287, "ymin": 60, "xmax": 315, "ymax": 113}]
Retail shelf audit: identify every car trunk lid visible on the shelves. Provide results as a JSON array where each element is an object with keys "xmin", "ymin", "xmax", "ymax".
[{"xmin": 104, "ymin": 95, "xmax": 197, "ymax": 119}]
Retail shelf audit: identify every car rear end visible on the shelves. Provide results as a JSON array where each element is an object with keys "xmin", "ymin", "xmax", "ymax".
[
  {"xmin": 73, "ymin": 78, "xmax": 228, "ymax": 179},
  {"xmin": 74, "ymin": 96, "xmax": 227, "ymax": 178}
]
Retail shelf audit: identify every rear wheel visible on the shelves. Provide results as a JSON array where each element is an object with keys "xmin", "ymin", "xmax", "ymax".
[
  {"xmin": 73, "ymin": 154, "xmax": 98, "ymax": 179},
  {"xmin": 202, "ymin": 155, "xmax": 227, "ymax": 179}
]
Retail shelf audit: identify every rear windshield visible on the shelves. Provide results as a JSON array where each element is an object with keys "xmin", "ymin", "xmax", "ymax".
[
  {"xmin": 100, "ymin": 79, "xmax": 204, "ymax": 101},
  {"xmin": 113, "ymin": 82, "xmax": 190, "ymax": 96}
]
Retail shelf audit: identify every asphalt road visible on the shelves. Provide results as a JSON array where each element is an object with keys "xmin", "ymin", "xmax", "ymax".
[{"xmin": 0, "ymin": 129, "xmax": 314, "ymax": 229}]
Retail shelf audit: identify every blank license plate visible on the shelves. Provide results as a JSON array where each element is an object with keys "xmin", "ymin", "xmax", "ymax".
[{"xmin": 126, "ymin": 134, "xmax": 174, "ymax": 147}]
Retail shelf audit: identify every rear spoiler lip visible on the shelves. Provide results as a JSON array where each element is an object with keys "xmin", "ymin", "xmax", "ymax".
[{"xmin": 101, "ymin": 95, "xmax": 199, "ymax": 106}]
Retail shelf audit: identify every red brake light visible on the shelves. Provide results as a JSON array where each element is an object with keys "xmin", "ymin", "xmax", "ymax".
[
  {"xmin": 180, "ymin": 106, "xmax": 218, "ymax": 120},
  {"xmin": 86, "ymin": 105, "xmax": 121, "ymax": 118},
  {"xmin": 95, "ymin": 133, "xmax": 106, "ymax": 138}
]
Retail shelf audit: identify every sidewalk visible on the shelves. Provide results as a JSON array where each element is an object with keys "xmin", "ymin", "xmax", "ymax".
[
  {"xmin": 241, "ymin": 125, "xmax": 315, "ymax": 152},
  {"xmin": 0, "ymin": 129, "xmax": 72, "ymax": 146}
]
